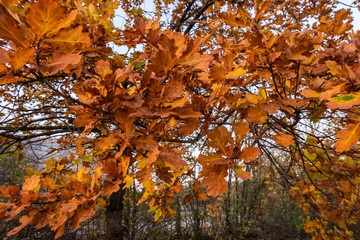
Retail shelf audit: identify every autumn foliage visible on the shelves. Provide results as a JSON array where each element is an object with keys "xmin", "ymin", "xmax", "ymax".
[{"xmin": 1, "ymin": 0, "xmax": 360, "ymax": 239}]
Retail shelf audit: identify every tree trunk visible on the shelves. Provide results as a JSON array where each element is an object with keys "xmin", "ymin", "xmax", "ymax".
[
  {"xmin": 106, "ymin": 185, "xmax": 126, "ymax": 240},
  {"xmin": 193, "ymin": 198, "xmax": 201, "ymax": 239},
  {"xmin": 175, "ymin": 195, "xmax": 182, "ymax": 238},
  {"xmin": 225, "ymin": 171, "xmax": 233, "ymax": 238}
]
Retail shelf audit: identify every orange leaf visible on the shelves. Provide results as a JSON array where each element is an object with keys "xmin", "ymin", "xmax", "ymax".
[
  {"xmin": 246, "ymin": 106, "xmax": 267, "ymax": 123},
  {"xmin": 158, "ymin": 148, "xmax": 185, "ymax": 168},
  {"xmin": 22, "ymin": 175, "xmax": 40, "ymax": 192},
  {"xmin": 180, "ymin": 53, "xmax": 213, "ymax": 70},
  {"xmin": 196, "ymin": 193, "xmax": 207, "ymax": 201},
  {"xmin": 26, "ymin": 0, "xmax": 77, "ymax": 38},
  {"xmin": 233, "ymin": 122, "xmax": 249, "ymax": 142},
  {"xmin": 193, "ymin": 180, "xmax": 201, "ymax": 193},
  {"xmin": 238, "ymin": 146, "xmax": 260, "ymax": 163},
  {"xmin": 60, "ymin": 199, "xmax": 80, "ymax": 213},
  {"xmin": 325, "ymin": 60, "xmax": 341, "ymax": 75},
  {"xmin": 201, "ymin": 164, "xmax": 228, "ymax": 197},
  {"xmin": 95, "ymin": 60, "xmax": 113, "ymax": 78},
  {"xmin": 11, "ymin": 47, "xmax": 36, "ymax": 71},
  {"xmin": 41, "ymin": 177, "xmax": 55, "ymax": 190},
  {"xmin": 208, "ymin": 126, "xmax": 233, "ymax": 156},
  {"xmin": 274, "ymin": 133, "xmax": 294, "ymax": 147},
  {"xmin": 102, "ymin": 180, "xmax": 121, "ymax": 196},
  {"xmin": 301, "ymin": 88, "xmax": 321, "ymax": 98},
  {"xmin": 233, "ymin": 165, "xmax": 251, "ymax": 180},
  {"xmin": 43, "ymin": 52, "xmax": 82, "ymax": 75},
  {"xmin": 7, "ymin": 214, "xmax": 33, "ymax": 236},
  {"xmin": 44, "ymin": 26, "xmax": 91, "ymax": 48},
  {"xmin": 0, "ymin": 7, "xmax": 29, "ymax": 47},
  {"xmin": 197, "ymin": 153, "xmax": 228, "ymax": 165},
  {"xmin": 334, "ymin": 123, "xmax": 360, "ymax": 152}
]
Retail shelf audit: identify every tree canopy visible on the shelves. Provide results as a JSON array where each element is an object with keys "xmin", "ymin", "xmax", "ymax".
[{"xmin": 1, "ymin": 0, "xmax": 360, "ymax": 239}]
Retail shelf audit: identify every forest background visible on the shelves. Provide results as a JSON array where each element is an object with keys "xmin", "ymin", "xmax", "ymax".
[{"xmin": 1, "ymin": 0, "xmax": 360, "ymax": 239}]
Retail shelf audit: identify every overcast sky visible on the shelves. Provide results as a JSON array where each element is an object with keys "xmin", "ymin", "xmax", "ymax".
[
  {"xmin": 112, "ymin": 0, "xmax": 360, "ymax": 52},
  {"xmin": 337, "ymin": 0, "xmax": 360, "ymax": 30}
]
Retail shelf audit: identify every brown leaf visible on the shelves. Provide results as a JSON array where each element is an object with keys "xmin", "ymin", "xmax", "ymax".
[
  {"xmin": 134, "ymin": 136, "xmax": 158, "ymax": 151},
  {"xmin": 43, "ymin": 52, "xmax": 82, "ymax": 75},
  {"xmin": 208, "ymin": 126, "xmax": 233, "ymax": 156},
  {"xmin": 233, "ymin": 122, "xmax": 249, "ymax": 142},
  {"xmin": 158, "ymin": 148, "xmax": 185, "ymax": 168},
  {"xmin": 95, "ymin": 60, "xmax": 113, "ymax": 78}
]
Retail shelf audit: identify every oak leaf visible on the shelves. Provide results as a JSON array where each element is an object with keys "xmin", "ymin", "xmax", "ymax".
[
  {"xmin": 26, "ymin": 0, "xmax": 77, "ymax": 38},
  {"xmin": 334, "ymin": 123, "xmax": 360, "ymax": 152},
  {"xmin": 44, "ymin": 26, "xmax": 91, "ymax": 48},
  {"xmin": 233, "ymin": 165, "xmax": 251, "ymax": 180},
  {"xmin": 237, "ymin": 146, "xmax": 260, "ymax": 163},
  {"xmin": 42, "ymin": 52, "xmax": 82, "ymax": 75},
  {"xmin": 246, "ymin": 106, "xmax": 267, "ymax": 123},
  {"xmin": 7, "ymin": 214, "xmax": 34, "ymax": 236},
  {"xmin": 22, "ymin": 175, "xmax": 40, "ymax": 192},
  {"xmin": 11, "ymin": 47, "xmax": 36, "ymax": 71},
  {"xmin": 59, "ymin": 199, "xmax": 80, "ymax": 213},
  {"xmin": 208, "ymin": 126, "xmax": 233, "ymax": 156},
  {"xmin": 233, "ymin": 122, "xmax": 249, "ymax": 142},
  {"xmin": 159, "ymin": 148, "xmax": 186, "ymax": 168},
  {"xmin": 196, "ymin": 193, "xmax": 207, "ymax": 201},
  {"xmin": 201, "ymin": 164, "xmax": 228, "ymax": 196},
  {"xmin": 197, "ymin": 153, "xmax": 228, "ymax": 165},
  {"xmin": 95, "ymin": 60, "xmax": 113, "ymax": 78},
  {"xmin": 274, "ymin": 133, "xmax": 295, "ymax": 147},
  {"xmin": 326, "ymin": 92, "xmax": 360, "ymax": 109},
  {"xmin": 226, "ymin": 67, "xmax": 247, "ymax": 79},
  {"xmin": 0, "ymin": 7, "xmax": 29, "ymax": 47}
]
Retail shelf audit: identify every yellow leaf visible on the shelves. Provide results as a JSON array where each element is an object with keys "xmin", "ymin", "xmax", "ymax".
[
  {"xmin": 122, "ymin": 175, "xmax": 134, "ymax": 189},
  {"xmin": 154, "ymin": 209, "xmax": 162, "ymax": 221},
  {"xmin": 226, "ymin": 67, "xmax": 247, "ymax": 79},
  {"xmin": 327, "ymin": 92, "xmax": 360, "ymax": 110}
]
